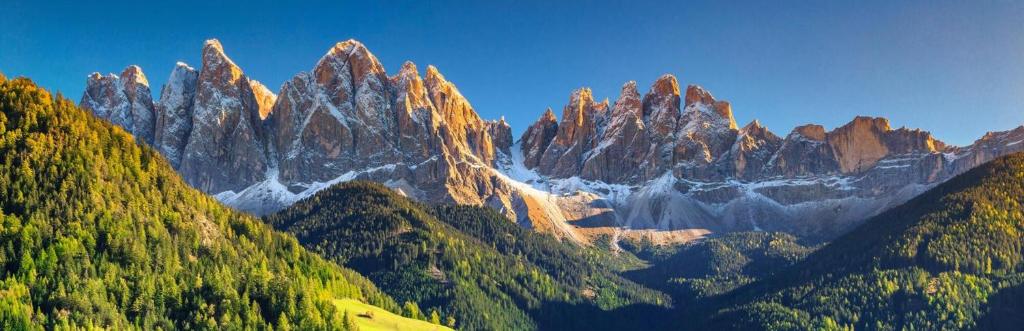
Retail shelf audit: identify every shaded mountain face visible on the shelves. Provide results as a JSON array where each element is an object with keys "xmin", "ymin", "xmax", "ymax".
[
  {"xmin": 265, "ymin": 181, "xmax": 669, "ymax": 331},
  {"xmin": 80, "ymin": 65, "xmax": 156, "ymax": 144},
  {"xmin": 515, "ymin": 78, "xmax": 1024, "ymax": 241},
  {"xmin": 701, "ymin": 152, "xmax": 1024, "ymax": 330},
  {"xmin": 81, "ymin": 39, "xmax": 1024, "ymax": 243}
]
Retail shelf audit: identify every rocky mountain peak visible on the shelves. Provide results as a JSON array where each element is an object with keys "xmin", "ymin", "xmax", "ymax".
[
  {"xmin": 80, "ymin": 65, "xmax": 157, "ymax": 144},
  {"xmin": 728, "ymin": 119, "xmax": 782, "ymax": 179},
  {"xmin": 424, "ymin": 64, "xmax": 444, "ymax": 83},
  {"xmin": 400, "ymin": 60, "xmax": 418, "ymax": 73},
  {"xmin": 792, "ymin": 124, "xmax": 827, "ymax": 141},
  {"xmin": 179, "ymin": 39, "xmax": 270, "ymax": 193},
  {"xmin": 203, "ymin": 38, "xmax": 225, "ymax": 53},
  {"xmin": 520, "ymin": 108, "xmax": 560, "ymax": 169},
  {"xmin": 487, "ymin": 117, "xmax": 513, "ymax": 155},
  {"xmin": 248, "ymin": 79, "xmax": 277, "ymax": 119},
  {"xmin": 650, "ymin": 74, "xmax": 681, "ymax": 96},
  {"xmin": 741, "ymin": 119, "xmax": 772, "ymax": 136},
  {"xmin": 542, "ymin": 108, "xmax": 558, "ymax": 122},
  {"xmin": 742, "ymin": 119, "xmax": 762, "ymax": 131},
  {"xmin": 683, "ymin": 84, "xmax": 715, "ymax": 107},
  {"xmin": 173, "ymin": 61, "xmax": 194, "ymax": 71},
  {"xmin": 120, "ymin": 65, "xmax": 149, "ymax": 86},
  {"xmin": 642, "ymin": 75, "xmax": 682, "ymax": 139},
  {"xmin": 534, "ymin": 87, "xmax": 610, "ymax": 177},
  {"xmin": 153, "ymin": 62, "xmax": 199, "ymax": 167},
  {"xmin": 682, "ymin": 84, "xmax": 737, "ymax": 130},
  {"xmin": 392, "ymin": 61, "xmax": 432, "ymax": 110},
  {"xmin": 826, "ymin": 116, "xmax": 895, "ymax": 173},
  {"xmin": 324, "ymin": 39, "xmax": 386, "ymax": 86},
  {"xmin": 609, "ymin": 80, "xmax": 643, "ymax": 123},
  {"xmin": 422, "ymin": 64, "xmax": 496, "ymax": 164},
  {"xmin": 842, "ymin": 116, "xmax": 891, "ymax": 132},
  {"xmin": 424, "ymin": 65, "xmax": 470, "ymax": 115},
  {"xmin": 568, "ymin": 88, "xmax": 596, "ymax": 121},
  {"xmin": 311, "ymin": 39, "xmax": 388, "ymax": 110},
  {"xmin": 199, "ymin": 39, "xmax": 245, "ymax": 89},
  {"xmin": 202, "ymin": 39, "xmax": 239, "ymax": 73}
]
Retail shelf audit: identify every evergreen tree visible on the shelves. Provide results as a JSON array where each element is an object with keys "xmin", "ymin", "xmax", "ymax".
[{"xmin": 0, "ymin": 77, "xmax": 403, "ymax": 329}]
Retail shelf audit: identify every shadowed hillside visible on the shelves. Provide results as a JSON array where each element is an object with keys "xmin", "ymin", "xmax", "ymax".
[
  {"xmin": 703, "ymin": 152, "xmax": 1024, "ymax": 330},
  {"xmin": 265, "ymin": 181, "xmax": 672, "ymax": 331}
]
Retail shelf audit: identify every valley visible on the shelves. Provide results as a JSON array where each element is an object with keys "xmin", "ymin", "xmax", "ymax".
[{"xmin": 1, "ymin": 32, "xmax": 1022, "ymax": 330}]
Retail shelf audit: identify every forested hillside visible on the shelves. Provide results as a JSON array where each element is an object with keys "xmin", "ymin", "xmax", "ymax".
[
  {"xmin": 705, "ymin": 152, "xmax": 1024, "ymax": 330},
  {"xmin": 265, "ymin": 181, "xmax": 672, "ymax": 331},
  {"xmin": 623, "ymin": 232, "xmax": 815, "ymax": 302},
  {"xmin": 0, "ymin": 76, "xmax": 403, "ymax": 330}
]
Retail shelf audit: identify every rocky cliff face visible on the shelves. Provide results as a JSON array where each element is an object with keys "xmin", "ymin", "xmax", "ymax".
[
  {"xmin": 178, "ymin": 39, "xmax": 272, "ymax": 194},
  {"xmin": 82, "ymin": 39, "xmax": 1024, "ymax": 244},
  {"xmin": 515, "ymin": 74, "xmax": 1024, "ymax": 241},
  {"xmin": 80, "ymin": 65, "xmax": 157, "ymax": 144},
  {"xmin": 153, "ymin": 62, "xmax": 199, "ymax": 167},
  {"xmin": 81, "ymin": 39, "xmax": 552, "ymax": 235}
]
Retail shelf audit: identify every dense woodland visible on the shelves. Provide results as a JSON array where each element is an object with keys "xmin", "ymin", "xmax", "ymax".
[
  {"xmin": 0, "ymin": 76, "xmax": 402, "ymax": 330},
  {"xmin": 622, "ymin": 232, "xmax": 816, "ymax": 303},
  {"xmin": 702, "ymin": 152, "xmax": 1024, "ymax": 330},
  {"xmin": 265, "ymin": 181, "xmax": 671, "ymax": 331}
]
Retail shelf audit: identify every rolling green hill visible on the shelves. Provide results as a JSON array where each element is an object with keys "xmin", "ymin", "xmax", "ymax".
[
  {"xmin": 705, "ymin": 152, "xmax": 1024, "ymax": 330},
  {"xmin": 265, "ymin": 181, "xmax": 671, "ymax": 331},
  {"xmin": 0, "ymin": 76, "xmax": 410, "ymax": 329}
]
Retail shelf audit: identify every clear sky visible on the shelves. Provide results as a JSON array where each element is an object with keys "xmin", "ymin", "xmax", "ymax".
[{"xmin": 3, "ymin": 0, "xmax": 1023, "ymax": 145}]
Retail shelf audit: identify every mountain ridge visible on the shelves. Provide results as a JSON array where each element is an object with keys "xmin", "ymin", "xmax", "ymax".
[
  {"xmin": 80, "ymin": 38, "xmax": 1024, "ymax": 244},
  {"xmin": 701, "ymin": 151, "xmax": 1024, "ymax": 330}
]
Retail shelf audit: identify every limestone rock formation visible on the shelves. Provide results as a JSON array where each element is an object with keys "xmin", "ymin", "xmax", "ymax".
[
  {"xmin": 520, "ymin": 109, "xmax": 559, "ymax": 169},
  {"xmin": 580, "ymin": 81, "xmax": 648, "ymax": 182},
  {"xmin": 81, "ymin": 39, "xmax": 1024, "ymax": 244},
  {"xmin": 177, "ymin": 39, "xmax": 271, "ymax": 193},
  {"xmin": 80, "ymin": 65, "xmax": 157, "ymax": 144},
  {"xmin": 487, "ymin": 117, "xmax": 513, "ymax": 156},
  {"xmin": 767, "ymin": 124, "xmax": 838, "ymax": 177},
  {"xmin": 154, "ymin": 62, "xmax": 199, "ymax": 167},
  {"xmin": 727, "ymin": 120, "xmax": 782, "ymax": 180}
]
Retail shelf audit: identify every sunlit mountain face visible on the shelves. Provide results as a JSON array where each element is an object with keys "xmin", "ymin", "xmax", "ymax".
[{"xmin": 5, "ymin": 2, "xmax": 1024, "ymax": 330}]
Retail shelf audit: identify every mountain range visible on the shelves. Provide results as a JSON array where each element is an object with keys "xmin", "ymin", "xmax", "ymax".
[
  {"xmin": 79, "ymin": 39, "xmax": 1024, "ymax": 244},
  {"xmin": 5, "ymin": 36, "xmax": 1024, "ymax": 330}
]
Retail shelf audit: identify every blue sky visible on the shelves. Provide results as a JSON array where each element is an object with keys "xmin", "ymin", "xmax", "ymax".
[{"xmin": 3, "ymin": 0, "xmax": 1023, "ymax": 145}]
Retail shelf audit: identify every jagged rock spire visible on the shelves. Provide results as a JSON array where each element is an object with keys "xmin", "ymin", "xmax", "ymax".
[
  {"xmin": 80, "ymin": 65, "xmax": 157, "ymax": 144},
  {"xmin": 537, "ymin": 87, "xmax": 607, "ymax": 177},
  {"xmin": 683, "ymin": 84, "xmax": 737, "ymax": 130},
  {"xmin": 178, "ymin": 39, "xmax": 270, "ymax": 193},
  {"xmin": 154, "ymin": 62, "xmax": 199, "ymax": 167},
  {"xmin": 642, "ymin": 74, "xmax": 681, "ymax": 138},
  {"xmin": 521, "ymin": 108, "xmax": 560, "ymax": 169}
]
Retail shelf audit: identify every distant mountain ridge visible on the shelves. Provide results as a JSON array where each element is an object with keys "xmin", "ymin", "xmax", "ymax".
[
  {"xmin": 701, "ymin": 151, "xmax": 1024, "ymax": 330},
  {"xmin": 80, "ymin": 39, "xmax": 1024, "ymax": 243}
]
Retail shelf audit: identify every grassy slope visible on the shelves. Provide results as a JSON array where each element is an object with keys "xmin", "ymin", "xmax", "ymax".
[{"xmin": 332, "ymin": 299, "xmax": 452, "ymax": 331}]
